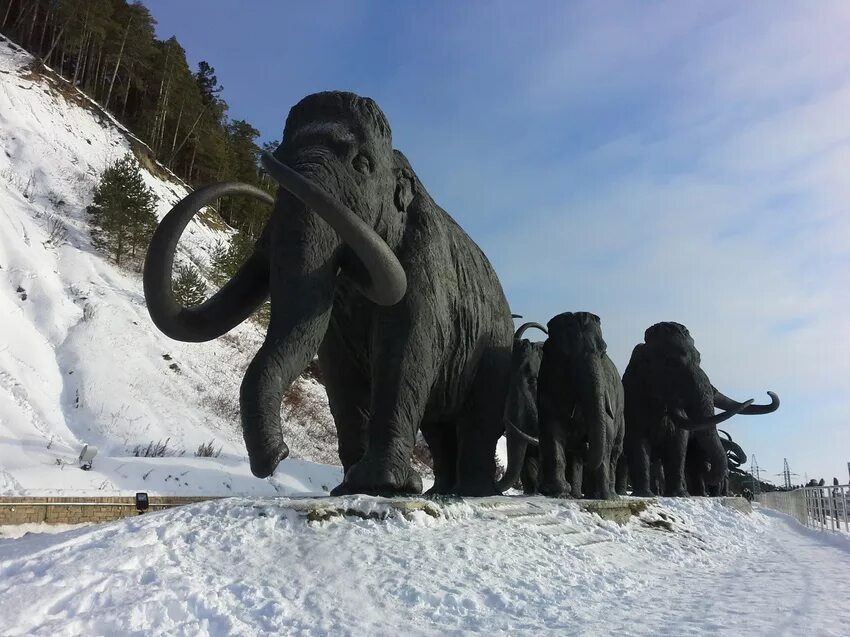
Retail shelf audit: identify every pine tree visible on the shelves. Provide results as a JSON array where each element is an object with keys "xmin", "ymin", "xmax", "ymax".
[
  {"xmin": 209, "ymin": 231, "xmax": 255, "ymax": 285},
  {"xmin": 0, "ymin": 0, "xmax": 274, "ymax": 191},
  {"xmin": 87, "ymin": 155, "xmax": 157, "ymax": 266},
  {"xmin": 172, "ymin": 263, "xmax": 206, "ymax": 307}
]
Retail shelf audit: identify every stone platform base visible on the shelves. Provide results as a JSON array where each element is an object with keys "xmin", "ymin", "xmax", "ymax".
[
  {"xmin": 0, "ymin": 494, "xmax": 751, "ymax": 527},
  {"xmin": 265, "ymin": 495, "xmax": 751, "ymax": 526}
]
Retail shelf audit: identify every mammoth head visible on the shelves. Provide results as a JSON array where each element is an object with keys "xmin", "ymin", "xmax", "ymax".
[
  {"xmin": 260, "ymin": 91, "xmax": 413, "ymax": 306},
  {"xmin": 633, "ymin": 321, "xmax": 778, "ymax": 438},
  {"xmin": 546, "ymin": 312, "xmax": 607, "ymax": 359},
  {"xmin": 642, "ymin": 322, "xmax": 701, "ymax": 396}
]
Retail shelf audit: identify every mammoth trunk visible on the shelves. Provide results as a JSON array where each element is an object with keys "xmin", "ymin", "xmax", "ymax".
[
  {"xmin": 686, "ymin": 379, "xmax": 727, "ymax": 486},
  {"xmin": 577, "ymin": 359, "xmax": 607, "ymax": 472},
  {"xmin": 693, "ymin": 428, "xmax": 727, "ymax": 486},
  {"xmin": 239, "ymin": 209, "xmax": 340, "ymax": 478}
]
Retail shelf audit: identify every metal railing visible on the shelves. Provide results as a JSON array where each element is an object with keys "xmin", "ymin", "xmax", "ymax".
[{"xmin": 757, "ymin": 485, "xmax": 850, "ymax": 532}]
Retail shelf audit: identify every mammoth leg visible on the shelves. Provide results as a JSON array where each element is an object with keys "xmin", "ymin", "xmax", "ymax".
[
  {"xmin": 454, "ymin": 415, "xmax": 501, "ymax": 496},
  {"xmin": 662, "ymin": 431, "xmax": 689, "ymax": 497},
  {"xmin": 609, "ymin": 421, "xmax": 624, "ymax": 498},
  {"xmin": 650, "ymin": 459, "xmax": 664, "ymax": 496},
  {"xmin": 521, "ymin": 451, "xmax": 540, "ymax": 494},
  {"xmin": 593, "ymin": 458, "xmax": 614, "ymax": 500},
  {"xmin": 569, "ymin": 455, "xmax": 583, "ymax": 499},
  {"xmin": 421, "ymin": 420, "xmax": 457, "ymax": 495},
  {"xmin": 454, "ymin": 349, "xmax": 509, "ymax": 496},
  {"xmin": 627, "ymin": 435, "xmax": 653, "ymax": 497},
  {"xmin": 686, "ymin": 452, "xmax": 708, "ymax": 497},
  {"xmin": 565, "ymin": 454, "xmax": 584, "ymax": 498},
  {"xmin": 334, "ymin": 313, "xmax": 435, "ymax": 496},
  {"xmin": 615, "ymin": 456, "xmax": 629, "ymax": 495},
  {"xmin": 319, "ymin": 328, "xmax": 369, "ymax": 474},
  {"xmin": 539, "ymin": 423, "xmax": 570, "ymax": 497}
]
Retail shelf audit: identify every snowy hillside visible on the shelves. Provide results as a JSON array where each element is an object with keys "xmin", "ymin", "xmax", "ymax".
[
  {"xmin": 0, "ymin": 36, "xmax": 342, "ymax": 496},
  {"xmin": 2, "ymin": 497, "xmax": 849, "ymax": 636}
]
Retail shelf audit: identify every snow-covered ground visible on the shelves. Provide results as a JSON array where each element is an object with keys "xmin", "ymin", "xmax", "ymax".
[
  {"xmin": 0, "ymin": 35, "xmax": 340, "ymax": 496},
  {"xmin": 0, "ymin": 498, "xmax": 847, "ymax": 636}
]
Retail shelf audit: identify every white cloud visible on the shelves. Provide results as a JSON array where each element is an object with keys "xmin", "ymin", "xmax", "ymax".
[{"xmin": 475, "ymin": 2, "xmax": 850, "ymax": 482}]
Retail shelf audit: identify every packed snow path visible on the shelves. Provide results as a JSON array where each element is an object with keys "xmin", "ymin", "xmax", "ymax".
[{"xmin": 1, "ymin": 498, "xmax": 848, "ymax": 636}]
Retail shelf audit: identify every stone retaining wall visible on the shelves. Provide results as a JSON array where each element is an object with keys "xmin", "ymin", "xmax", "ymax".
[
  {"xmin": 0, "ymin": 496, "xmax": 218, "ymax": 525},
  {"xmin": 0, "ymin": 495, "xmax": 752, "ymax": 526}
]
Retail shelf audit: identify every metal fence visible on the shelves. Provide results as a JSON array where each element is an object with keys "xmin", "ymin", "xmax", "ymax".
[{"xmin": 757, "ymin": 485, "xmax": 850, "ymax": 532}]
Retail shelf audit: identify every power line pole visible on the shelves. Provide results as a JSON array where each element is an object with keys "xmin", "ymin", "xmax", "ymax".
[
  {"xmin": 750, "ymin": 455, "xmax": 761, "ymax": 495},
  {"xmin": 775, "ymin": 458, "xmax": 798, "ymax": 490}
]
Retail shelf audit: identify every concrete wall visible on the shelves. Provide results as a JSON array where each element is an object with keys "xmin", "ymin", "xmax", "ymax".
[{"xmin": 0, "ymin": 496, "xmax": 218, "ymax": 525}]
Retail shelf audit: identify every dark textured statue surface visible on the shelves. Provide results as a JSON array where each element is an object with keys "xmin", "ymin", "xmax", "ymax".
[
  {"xmin": 537, "ymin": 312, "xmax": 624, "ymax": 500},
  {"xmin": 686, "ymin": 429, "xmax": 749, "ymax": 496},
  {"xmin": 622, "ymin": 322, "xmax": 778, "ymax": 497},
  {"xmin": 144, "ymin": 91, "xmax": 513, "ymax": 496},
  {"xmin": 497, "ymin": 321, "xmax": 547, "ymax": 494}
]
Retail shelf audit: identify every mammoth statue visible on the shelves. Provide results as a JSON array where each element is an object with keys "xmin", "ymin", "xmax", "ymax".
[
  {"xmin": 622, "ymin": 322, "xmax": 778, "ymax": 497},
  {"xmin": 144, "ymin": 91, "xmax": 514, "ymax": 496},
  {"xmin": 720, "ymin": 430, "xmax": 748, "ymax": 472},
  {"xmin": 497, "ymin": 321, "xmax": 548, "ymax": 494},
  {"xmin": 537, "ymin": 312, "xmax": 624, "ymax": 500},
  {"xmin": 685, "ymin": 429, "xmax": 748, "ymax": 497}
]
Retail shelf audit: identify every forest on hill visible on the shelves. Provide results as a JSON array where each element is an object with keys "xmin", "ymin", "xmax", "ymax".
[{"xmin": 1, "ymin": 0, "xmax": 274, "ymax": 237}]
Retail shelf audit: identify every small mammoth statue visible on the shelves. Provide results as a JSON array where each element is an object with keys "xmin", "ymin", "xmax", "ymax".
[
  {"xmin": 537, "ymin": 312, "xmax": 624, "ymax": 500},
  {"xmin": 622, "ymin": 322, "xmax": 778, "ymax": 497},
  {"xmin": 685, "ymin": 429, "xmax": 749, "ymax": 497},
  {"xmin": 498, "ymin": 321, "xmax": 548, "ymax": 494}
]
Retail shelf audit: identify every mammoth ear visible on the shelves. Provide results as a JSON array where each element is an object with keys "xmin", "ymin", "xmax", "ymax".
[{"xmin": 394, "ymin": 168, "xmax": 415, "ymax": 213}]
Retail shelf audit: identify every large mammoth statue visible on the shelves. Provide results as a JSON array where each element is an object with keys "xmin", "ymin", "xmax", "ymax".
[
  {"xmin": 144, "ymin": 91, "xmax": 513, "ymax": 496},
  {"xmin": 623, "ymin": 322, "xmax": 778, "ymax": 497},
  {"xmin": 497, "ymin": 321, "xmax": 548, "ymax": 494},
  {"xmin": 537, "ymin": 312, "xmax": 624, "ymax": 500}
]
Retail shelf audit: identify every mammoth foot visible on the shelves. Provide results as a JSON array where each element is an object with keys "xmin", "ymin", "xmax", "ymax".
[
  {"xmin": 630, "ymin": 489, "xmax": 655, "ymax": 498},
  {"xmin": 248, "ymin": 440, "xmax": 290, "ymax": 479},
  {"xmin": 447, "ymin": 478, "xmax": 500, "ymax": 497},
  {"xmin": 539, "ymin": 480, "xmax": 571, "ymax": 499},
  {"xmin": 331, "ymin": 458, "xmax": 423, "ymax": 497},
  {"xmin": 425, "ymin": 475, "xmax": 456, "ymax": 496},
  {"xmin": 593, "ymin": 491, "xmax": 620, "ymax": 501}
]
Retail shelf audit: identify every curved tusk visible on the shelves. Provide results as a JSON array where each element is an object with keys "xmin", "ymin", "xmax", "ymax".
[
  {"xmin": 143, "ymin": 182, "xmax": 273, "ymax": 342},
  {"xmin": 514, "ymin": 322, "xmax": 548, "ymax": 341},
  {"xmin": 670, "ymin": 399, "xmax": 755, "ymax": 431},
  {"xmin": 504, "ymin": 418, "xmax": 539, "ymax": 446},
  {"xmin": 713, "ymin": 388, "xmax": 780, "ymax": 415},
  {"xmin": 722, "ymin": 438, "xmax": 747, "ymax": 467},
  {"xmin": 260, "ymin": 151, "xmax": 407, "ymax": 306}
]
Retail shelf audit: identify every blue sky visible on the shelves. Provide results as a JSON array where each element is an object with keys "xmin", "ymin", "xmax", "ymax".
[{"xmin": 143, "ymin": 1, "xmax": 850, "ymax": 485}]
